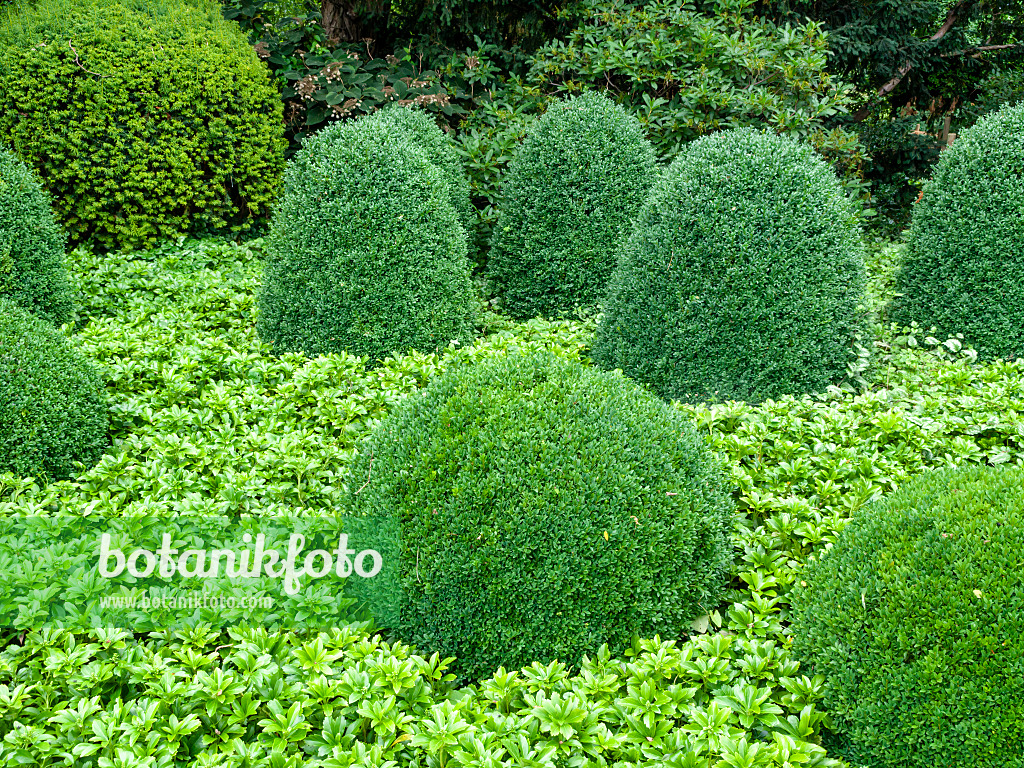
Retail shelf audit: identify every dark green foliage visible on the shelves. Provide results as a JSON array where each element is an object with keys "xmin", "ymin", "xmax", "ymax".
[
  {"xmin": 346, "ymin": 350, "xmax": 734, "ymax": 680},
  {"xmin": 0, "ymin": 148, "xmax": 72, "ymax": 326},
  {"xmin": 257, "ymin": 119, "xmax": 476, "ymax": 361},
  {"xmin": 364, "ymin": 105, "xmax": 476, "ymax": 250},
  {"xmin": 487, "ymin": 91, "xmax": 657, "ymax": 320},
  {"xmin": 790, "ymin": 464, "xmax": 1024, "ymax": 768},
  {"xmin": 890, "ymin": 103, "xmax": 1024, "ymax": 361},
  {"xmin": 0, "ymin": 0, "xmax": 286, "ymax": 252},
  {"xmin": 0, "ymin": 299, "xmax": 107, "ymax": 480},
  {"xmin": 592, "ymin": 128, "xmax": 866, "ymax": 404}
]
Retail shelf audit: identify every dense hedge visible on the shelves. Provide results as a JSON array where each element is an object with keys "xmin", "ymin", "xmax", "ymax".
[
  {"xmin": 0, "ymin": 148, "xmax": 72, "ymax": 326},
  {"xmin": 790, "ymin": 464, "xmax": 1024, "ymax": 767},
  {"xmin": 346, "ymin": 350, "xmax": 734, "ymax": 680},
  {"xmin": 365, "ymin": 105, "xmax": 476, "ymax": 253},
  {"xmin": 0, "ymin": 0, "xmax": 286, "ymax": 252},
  {"xmin": 890, "ymin": 102, "xmax": 1024, "ymax": 360},
  {"xmin": 592, "ymin": 128, "xmax": 866, "ymax": 403},
  {"xmin": 487, "ymin": 91, "xmax": 658, "ymax": 319},
  {"xmin": 0, "ymin": 299, "xmax": 107, "ymax": 480},
  {"xmin": 257, "ymin": 119, "xmax": 476, "ymax": 361}
]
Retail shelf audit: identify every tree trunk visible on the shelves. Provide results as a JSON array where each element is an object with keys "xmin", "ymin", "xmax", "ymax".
[{"xmin": 320, "ymin": 0, "xmax": 390, "ymax": 46}]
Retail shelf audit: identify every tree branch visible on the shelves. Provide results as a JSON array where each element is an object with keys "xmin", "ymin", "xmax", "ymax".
[
  {"xmin": 940, "ymin": 43, "xmax": 1023, "ymax": 58},
  {"xmin": 852, "ymin": 0, "xmax": 976, "ymax": 120}
]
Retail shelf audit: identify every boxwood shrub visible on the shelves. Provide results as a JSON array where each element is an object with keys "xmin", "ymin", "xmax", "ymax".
[
  {"xmin": 364, "ymin": 105, "xmax": 475, "ymax": 254},
  {"xmin": 346, "ymin": 350, "xmax": 734, "ymax": 680},
  {"xmin": 790, "ymin": 464, "xmax": 1024, "ymax": 768},
  {"xmin": 0, "ymin": 0, "xmax": 286, "ymax": 252},
  {"xmin": 257, "ymin": 119, "xmax": 476, "ymax": 361},
  {"xmin": 890, "ymin": 102, "xmax": 1024, "ymax": 361},
  {"xmin": 592, "ymin": 128, "xmax": 866, "ymax": 404},
  {"xmin": 0, "ymin": 148, "xmax": 72, "ymax": 326},
  {"xmin": 487, "ymin": 90, "xmax": 658, "ymax": 320},
  {"xmin": 0, "ymin": 298, "xmax": 107, "ymax": 480}
]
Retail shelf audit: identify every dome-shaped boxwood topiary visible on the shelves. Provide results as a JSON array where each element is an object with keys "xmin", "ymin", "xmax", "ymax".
[
  {"xmin": 0, "ymin": 298, "xmax": 107, "ymax": 480},
  {"xmin": 0, "ymin": 0, "xmax": 286, "ymax": 252},
  {"xmin": 364, "ymin": 105, "xmax": 476, "ymax": 255},
  {"xmin": 592, "ymin": 128, "xmax": 866, "ymax": 404},
  {"xmin": 0, "ymin": 148, "xmax": 72, "ymax": 326},
  {"xmin": 890, "ymin": 103, "xmax": 1024, "ymax": 361},
  {"xmin": 790, "ymin": 464, "xmax": 1024, "ymax": 768},
  {"xmin": 257, "ymin": 119, "xmax": 476, "ymax": 361},
  {"xmin": 346, "ymin": 350, "xmax": 734, "ymax": 681},
  {"xmin": 487, "ymin": 90, "xmax": 658, "ymax": 320}
]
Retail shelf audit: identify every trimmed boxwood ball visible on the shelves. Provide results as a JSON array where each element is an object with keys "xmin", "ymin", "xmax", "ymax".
[
  {"xmin": 0, "ymin": 298, "xmax": 108, "ymax": 480},
  {"xmin": 0, "ymin": 0, "xmax": 286, "ymax": 252},
  {"xmin": 364, "ymin": 105, "xmax": 476, "ymax": 255},
  {"xmin": 790, "ymin": 464, "xmax": 1024, "ymax": 768},
  {"xmin": 346, "ymin": 350, "xmax": 734, "ymax": 681},
  {"xmin": 257, "ymin": 119, "xmax": 476, "ymax": 361},
  {"xmin": 487, "ymin": 90, "xmax": 658, "ymax": 320},
  {"xmin": 890, "ymin": 102, "xmax": 1024, "ymax": 361},
  {"xmin": 592, "ymin": 128, "xmax": 866, "ymax": 404},
  {"xmin": 0, "ymin": 148, "xmax": 72, "ymax": 326}
]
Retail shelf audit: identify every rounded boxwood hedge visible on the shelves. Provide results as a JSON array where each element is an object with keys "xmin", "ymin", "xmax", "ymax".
[
  {"xmin": 364, "ymin": 105, "xmax": 475, "ymax": 254},
  {"xmin": 890, "ymin": 102, "xmax": 1024, "ymax": 361},
  {"xmin": 0, "ymin": 147, "xmax": 72, "ymax": 326},
  {"xmin": 0, "ymin": 0, "xmax": 286, "ymax": 252},
  {"xmin": 0, "ymin": 298, "xmax": 108, "ymax": 480},
  {"xmin": 790, "ymin": 464, "xmax": 1024, "ymax": 768},
  {"xmin": 346, "ymin": 350, "xmax": 734, "ymax": 680},
  {"xmin": 487, "ymin": 90, "xmax": 658, "ymax": 320},
  {"xmin": 592, "ymin": 128, "xmax": 867, "ymax": 404},
  {"xmin": 257, "ymin": 119, "xmax": 476, "ymax": 361}
]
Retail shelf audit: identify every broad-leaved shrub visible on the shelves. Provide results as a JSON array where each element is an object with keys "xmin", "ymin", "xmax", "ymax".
[
  {"xmin": 790, "ymin": 464, "xmax": 1024, "ymax": 767},
  {"xmin": 593, "ymin": 128, "xmax": 866, "ymax": 403},
  {"xmin": 891, "ymin": 102, "xmax": 1024, "ymax": 361},
  {"xmin": 487, "ymin": 91, "xmax": 658, "ymax": 319},
  {"xmin": 257, "ymin": 119, "xmax": 476, "ymax": 361},
  {"xmin": 0, "ymin": 148, "xmax": 72, "ymax": 326},
  {"xmin": 0, "ymin": 0, "xmax": 286, "ymax": 251},
  {"xmin": 346, "ymin": 350, "xmax": 734, "ymax": 680},
  {"xmin": 0, "ymin": 298, "xmax": 107, "ymax": 480}
]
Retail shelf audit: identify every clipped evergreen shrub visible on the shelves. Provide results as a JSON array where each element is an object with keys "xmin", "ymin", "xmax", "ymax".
[
  {"xmin": 592, "ymin": 128, "xmax": 866, "ymax": 404},
  {"xmin": 0, "ymin": 298, "xmax": 107, "ymax": 480},
  {"xmin": 487, "ymin": 90, "xmax": 658, "ymax": 320},
  {"xmin": 890, "ymin": 102, "xmax": 1024, "ymax": 360},
  {"xmin": 364, "ymin": 105, "xmax": 476, "ymax": 254},
  {"xmin": 790, "ymin": 464, "xmax": 1024, "ymax": 768},
  {"xmin": 257, "ymin": 119, "xmax": 476, "ymax": 361},
  {"xmin": 0, "ymin": 148, "xmax": 72, "ymax": 326},
  {"xmin": 0, "ymin": 0, "xmax": 286, "ymax": 252},
  {"xmin": 346, "ymin": 350, "xmax": 734, "ymax": 680}
]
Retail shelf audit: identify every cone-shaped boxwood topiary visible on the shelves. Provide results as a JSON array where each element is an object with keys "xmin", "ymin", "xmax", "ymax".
[
  {"xmin": 364, "ymin": 105, "xmax": 476, "ymax": 255},
  {"xmin": 487, "ymin": 91, "xmax": 658, "ymax": 320},
  {"xmin": 592, "ymin": 128, "xmax": 866, "ymax": 404},
  {"xmin": 0, "ymin": 299, "xmax": 107, "ymax": 480},
  {"xmin": 0, "ymin": 148, "xmax": 72, "ymax": 326},
  {"xmin": 257, "ymin": 119, "xmax": 476, "ymax": 361},
  {"xmin": 890, "ymin": 103, "xmax": 1024, "ymax": 361},
  {"xmin": 346, "ymin": 350, "xmax": 734, "ymax": 681},
  {"xmin": 789, "ymin": 464, "xmax": 1024, "ymax": 768},
  {"xmin": 0, "ymin": 0, "xmax": 286, "ymax": 252}
]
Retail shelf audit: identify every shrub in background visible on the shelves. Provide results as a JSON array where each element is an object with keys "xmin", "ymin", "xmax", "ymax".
[
  {"xmin": 890, "ymin": 102, "xmax": 1024, "ymax": 361},
  {"xmin": 346, "ymin": 350, "xmax": 734, "ymax": 681},
  {"xmin": 0, "ymin": 148, "xmax": 72, "ymax": 326},
  {"xmin": 487, "ymin": 91, "xmax": 658, "ymax": 320},
  {"xmin": 0, "ymin": 299, "xmax": 107, "ymax": 481},
  {"xmin": 790, "ymin": 464, "xmax": 1024, "ymax": 767},
  {"xmin": 364, "ymin": 105, "xmax": 476, "ymax": 255},
  {"xmin": 0, "ymin": 0, "xmax": 286, "ymax": 252},
  {"xmin": 257, "ymin": 119, "xmax": 476, "ymax": 361},
  {"xmin": 592, "ymin": 128, "xmax": 866, "ymax": 404}
]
